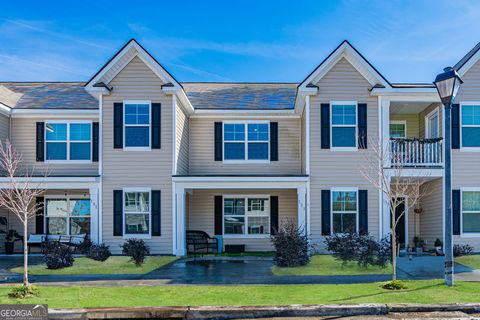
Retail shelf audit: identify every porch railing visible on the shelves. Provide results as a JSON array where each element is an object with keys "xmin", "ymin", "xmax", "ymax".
[{"xmin": 390, "ymin": 138, "xmax": 443, "ymax": 167}]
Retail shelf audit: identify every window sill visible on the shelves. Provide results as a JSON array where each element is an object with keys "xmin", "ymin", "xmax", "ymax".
[
  {"xmin": 223, "ymin": 234, "xmax": 270, "ymax": 239},
  {"xmin": 122, "ymin": 234, "xmax": 152, "ymax": 240},
  {"xmin": 460, "ymin": 233, "xmax": 480, "ymax": 238},
  {"xmin": 45, "ymin": 160, "xmax": 93, "ymax": 164},
  {"xmin": 222, "ymin": 160, "xmax": 271, "ymax": 164},
  {"xmin": 123, "ymin": 147, "xmax": 152, "ymax": 151},
  {"xmin": 459, "ymin": 147, "xmax": 480, "ymax": 152},
  {"xmin": 330, "ymin": 147, "xmax": 358, "ymax": 152}
]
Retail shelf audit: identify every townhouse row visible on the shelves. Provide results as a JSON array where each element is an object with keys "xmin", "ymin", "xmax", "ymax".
[{"xmin": 1, "ymin": 39, "xmax": 480, "ymax": 255}]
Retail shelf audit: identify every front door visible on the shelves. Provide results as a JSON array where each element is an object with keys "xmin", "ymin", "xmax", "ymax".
[{"xmin": 392, "ymin": 198, "xmax": 406, "ymax": 246}]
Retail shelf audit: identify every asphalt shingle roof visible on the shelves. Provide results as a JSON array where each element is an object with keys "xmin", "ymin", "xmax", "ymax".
[
  {"xmin": 0, "ymin": 82, "xmax": 98, "ymax": 109},
  {"xmin": 182, "ymin": 83, "xmax": 297, "ymax": 110}
]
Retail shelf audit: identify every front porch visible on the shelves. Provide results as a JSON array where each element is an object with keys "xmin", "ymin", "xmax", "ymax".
[{"xmin": 173, "ymin": 175, "xmax": 309, "ymax": 256}]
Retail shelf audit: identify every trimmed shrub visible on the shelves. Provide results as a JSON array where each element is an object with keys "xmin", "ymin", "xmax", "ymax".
[
  {"xmin": 270, "ymin": 220, "xmax": 312, "ymax": 267},
  {"xmin": 43, "ymin": 242, "xmax": 74, "ymax": 269},
  {"xmin": 381, "ymin": 280, "xmax": 407, "ymax": 290},
  {"xmin": 8, "ymin": 284, "xmax": 39, "ymax": 299},
  {"xmin": 87, "ymin": 244, "xmax": 112, "ymax": 261},
  {"xmin": 76, "ymin": 239, "xmax": 93, "ymax": 254},
  {"xmin": 454, "ymin": 244, "xmax": 474, "ymax": 257},
  {"xmin": 121, "ymin": 239, "xmax": 150, "ymax": 266},
  {"xmin": 324, "ymin": 232, "xmax": 391, "ymax": 268}
]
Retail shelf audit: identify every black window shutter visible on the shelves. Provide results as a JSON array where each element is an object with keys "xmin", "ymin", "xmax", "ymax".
[
  {"xmin": 151, "ymin": 190, "xmax": 161, "ymax": 236},
  {"xmin": 92, "ymin": 122, "xmax": 99, "ymax": 162},
  {"xmin": 359, "ymin": 190, "xmax": 368, "ymax": 234},
  {"xmin": 36, "ymin": 122, "xmax": 45, "ymax": 161},
  {"xmin": 113, "ymin": 102, "xmax": 123, "ymax": 149},
  {"xmin": 35, "ymin": 196, "xmax": 44, "ymax": 234},
  {"xmin": 270, "ymin": 122, "xmax": 278, "ymax": 161},
  {"xmin": 358, "ymin": 103, "xmax": 367, "ymax": 149},
  {"xmin": 321, "ymin": 103, "xmax": 330, "ymax": 149},
  {"xmin": 452, "ymin": 104, "xmax": 460, "ymax": 149},
  {"xmin": 270, "ymin": 196, "xmax": 279, "ymax": 234},
  {"xmin": 214, "ymin": 196, "xmax": 223, "ymax": 235},
  {"xmin": 452, "ymin": 189, "xmax": 460, "ymax": 235},
  {"xmin": 321, "ymin": 190, "xmax": 331, "ymax": 235},
  {"xmin": 214, "ymin": 122, "xmax": 223, "ymax": 161},
  {"xmin": 113, "ymin": 190, "xmax": 123, "ymax": 236},
  {"xmin": 151, "ymin": 103, "xmax": 161, "ymax": 149}
]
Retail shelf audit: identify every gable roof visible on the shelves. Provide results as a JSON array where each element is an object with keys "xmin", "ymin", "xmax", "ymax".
[
  {"xmin": 0, "ymin": 82, "xmax": 97, "ymax": 109},
  {"xmin": 453, "ymin": 42, "xmax": 480, "ymax": 77},
  {"xmin": 85, "ymin": 38, "xmax": 182, "ymax": 91},
  {"xmin": 298, "ymin": 40, "xmax": 391, "ymax": 91},
  {"xmin": 183, "ymin": 83, "xmax": 296, "ymax": 110}
]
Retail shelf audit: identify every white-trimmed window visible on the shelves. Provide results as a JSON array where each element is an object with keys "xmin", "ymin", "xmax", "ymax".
[
  {"xmin": 223, "ymin": 195, "xmax": 270, "ymax": 236},
  {"xmin": 461, "ymin": 104, "xmax": 480, "ymax": 148},
  {"xmin": 45, "ymin": 196, "xmax": 90, "ymax": 235},
  {"xmin": 124, "ymin": 189, "xmax": 151, "ymax": 236},
  {"xmin": 45, "ymin": 121, "xmax": 92, "ymax": 161},
  {"xmin": 331, "ymin": 189, "xmax": 358, "ymax": 233},
  {"xmin": 331, "ymin": 102, "xmax": 357, "ymax": 149},
  {"xmin": 124, "ymin": 101, "xmax": 151, "ymax": 149},
  {"xmin": 390, "ymin": 121, "xmax": 406, "ymax": 138},
  {"xmin": 223, "ymin": 122, "xmax": 269, "ymax": 161},
  {"xmin": 462, "ymin": 191, "xmax": 480, "ymax": 234}
]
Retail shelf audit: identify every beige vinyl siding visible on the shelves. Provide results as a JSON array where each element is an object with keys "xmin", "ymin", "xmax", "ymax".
[
  {"xmin": 188, "ymin": 117, "xmax": 301, "ymax": 175},
  {"xmin": 301, "ymin": 107, "xmax": 307, "ymax": 173},
  {"xmin": 102, "ymin": 56, "xmax": 173, "ymax": 254},
  {"xmin": 99, "ymin": 46, "xmax": 138, "ymax": 84},
  {"xmin": 0, "ymin": 113, "xmax": 10, "ymax": 142},
  {"xmin": 187, "ymin": 189, "xmax": 297, "ymax": 251},
  {"xmin": 10, "ymin": 117, "xmax": 98, "ymax": 176},
  {"xmin": 390, "ymin": 114, "xmax": 419, "ymax": 138},
  {"xmin": 419, "ymin": 103, "xmax": 442, "ymax": 138},
  {"xmin": 309, "ymin": 57, "xmax": 380, "ymax": 250},
  {"xmin": 175, "ymin": 100, "xmax": 189, "ymax": 175},
  {"xmin": 419, "ymin": 178, "xmax": 443, "ymax": 250}
]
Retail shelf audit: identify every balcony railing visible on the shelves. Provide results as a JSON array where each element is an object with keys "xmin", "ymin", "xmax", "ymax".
[{"xmin": 390, "ymin": 138, "xmax": 443, "ymax": 167}]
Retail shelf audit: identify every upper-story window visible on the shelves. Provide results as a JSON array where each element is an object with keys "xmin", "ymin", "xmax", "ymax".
[
  {"xmin": 223, "ymin": 122, "xmax": 269, "ymax": 161},
  {"xmin": 45, "ymin": 122, "xmax": 92, "ymax": 161},
  {"xmin": 124, "ymin": 101, "xmax": 151, "ymax": 149},
  {"xmin": 461, "ymin": 104, "xmax": 480, "ymax": 147},
  {"xmin": 389, "ymin": 121, "xmax": 406, "ymax": 138},
  {"xmin": 331, "ymin": 102, "xmax": 357, "ymax": 149}
]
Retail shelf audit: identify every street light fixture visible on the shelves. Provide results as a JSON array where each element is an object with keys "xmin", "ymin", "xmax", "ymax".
[{"xmin": 433, "ymin": 67, "xmax": 463, "ymax": 287}]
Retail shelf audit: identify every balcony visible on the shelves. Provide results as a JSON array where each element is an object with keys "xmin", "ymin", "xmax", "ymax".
[{"xmin": 390, "ymin": 138, "xmax": 443, "ymax": 167}]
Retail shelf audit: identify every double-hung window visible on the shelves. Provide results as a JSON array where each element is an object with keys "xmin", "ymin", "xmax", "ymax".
[
  {"xmin": 462, "ymin": 191, "xmax": 480, "ymax": 234},
  {"xmin": 45, "ymin": 122, "xmax": 92, "ymax": 161},
  {"xmin": 223, "ymin": 122, "xmax": 269, "ymax": 161},
  {"xmin": 461, "ymin": 104, "xmax": 480, "ymax": 148},
  {"xmin": 223, "ymin": 196, "xmax": 270, "ymax": 236},
  {"xmin": 124, "ymin": 101, "xmax": 150, "ymax": 149},
  {"xmin": 45, "ymin": 197, "xmax": 91, "ymax": 235},
  {"xmin": 389, "ymin": 121, "xmax": 406, "ymax": 138},
  {"xmin": 332, "ymin": 190, "xmax": 358, "ymax": 233},
  {"xmin": 331, "ymin": 102, "xmax": 357, "ymax": 149},
  {"xmin": 124, "ymin": 190, "xmax": 151, "ymax": 236}
]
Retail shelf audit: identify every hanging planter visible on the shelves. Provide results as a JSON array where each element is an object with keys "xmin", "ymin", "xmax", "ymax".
[{"xmin": 414, "ymin": 208, "xmax": 423, "ymax": 214}]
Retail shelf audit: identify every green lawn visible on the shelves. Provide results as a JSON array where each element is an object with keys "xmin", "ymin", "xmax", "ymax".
[
  {"xmin": 10, "ymin": 256, "xmax": 177, "ymax": 275},
  {"xmin": 272, "ymin": 255, "xmax": 392, "ymax": 276},
  {"xmin": 456, "ymin": 254, "xmax": 480, "ymax": 270},
  {"xmin": 2, "ymin": 281, "xmax": 480, "ymax": 308}
]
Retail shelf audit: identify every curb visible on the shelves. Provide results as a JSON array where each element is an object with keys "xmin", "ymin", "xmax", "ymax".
[{"xmin": 47, "ymin": 303, "xmax": 480, "ymax": 319}]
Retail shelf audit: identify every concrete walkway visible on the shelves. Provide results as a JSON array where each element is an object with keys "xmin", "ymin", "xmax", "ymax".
[{"xmin": 1, "ymin": 255, "xmax": 479, "ymax": 286}]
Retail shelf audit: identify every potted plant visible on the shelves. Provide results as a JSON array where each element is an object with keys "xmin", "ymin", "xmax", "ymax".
[
  {"xmin": 413, "ymin": 236, "xmax": 423, "ymax": 254},
  {"xmin": 434, "ymin": 238, "xmax": 443, "ymax": 250},
  {"xmin": 4, "ymin": 229, "xmax": 15, "ymax": 254}
]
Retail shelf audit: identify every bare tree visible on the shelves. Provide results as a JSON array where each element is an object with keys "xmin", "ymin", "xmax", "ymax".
[
  {"xmin": 0, "ymin": 140, "xmax": 45, "ymax": 286},
  {"xmin": 361, "ymin": 137, "xmax": 431, "ymax": 280}
]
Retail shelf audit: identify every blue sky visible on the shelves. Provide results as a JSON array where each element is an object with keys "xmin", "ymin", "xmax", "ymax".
[{"xmin": 1, "ymin": 0, "xmax": 480, "ymax": 83}]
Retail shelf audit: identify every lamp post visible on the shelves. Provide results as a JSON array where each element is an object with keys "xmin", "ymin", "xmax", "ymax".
[{"xmin": 433, "ymin": 67, "xmax": 463, "ymax": 286}]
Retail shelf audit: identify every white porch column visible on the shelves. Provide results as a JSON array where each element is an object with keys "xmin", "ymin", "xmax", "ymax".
[
  {"xmin": 297, "ymin": 186, "xmax": 307, "ymax": 234},
  {"xmin": 174, "ymin": 187, "xmax": 186, "ymax": 256},
  {"xmin": 381, "ymin": 98, "xmax": 391, "ymax": 167},
  {"xmin": 89, "ymin": 187, "xmax": 99, "ymax": 244}
]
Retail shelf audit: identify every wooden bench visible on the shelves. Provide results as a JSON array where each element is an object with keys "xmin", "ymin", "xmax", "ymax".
[{"xmin": 186, "ymin": 230, "xmax": 219, "ymax": 254}]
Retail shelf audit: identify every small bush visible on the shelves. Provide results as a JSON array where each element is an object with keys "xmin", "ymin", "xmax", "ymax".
[
  {"xmin": 43, "ymin": 242, "xmax": 74, "ymax": 269},
  {"xmin": 121, "ymin": 239, "xmax": 150, "ymax": 266},
  {"xmin": 381, "ymin": 280, "xmax": 408, "ymax": 290},
  {"xmin": 270, "ymin": 220, "xmax": 312, "ymax": 267},
  {"xmin": 77, "ymin": 239, "xmax": 93, "ymax": 254},
  {"xmin": 87, "ymin": 244, "xmax": 112, "ymax": 261},
  {"xmin": 8, "ymin": 284, "xmax": 39, "ymax": 299},
  {"xmin": 454, "ymin": 244, "xmax": 474, "ymax": 257},
  {"xmin": 324, "ymin": 233, "xmax": 391, "ymax": 268},
  {"xmin": 434, "ymin": 238, "xmax": 443, "ymax": 247}
]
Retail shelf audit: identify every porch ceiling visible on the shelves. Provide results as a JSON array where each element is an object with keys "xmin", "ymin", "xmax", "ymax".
[{"xmin": 390, "ymin": 101, "xmax": 437, "ymax": 114}]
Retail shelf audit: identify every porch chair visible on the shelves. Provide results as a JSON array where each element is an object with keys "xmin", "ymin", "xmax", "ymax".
[{"xmin": 186, "ymin": 230, "xmax": 219, "ymax": 254}]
